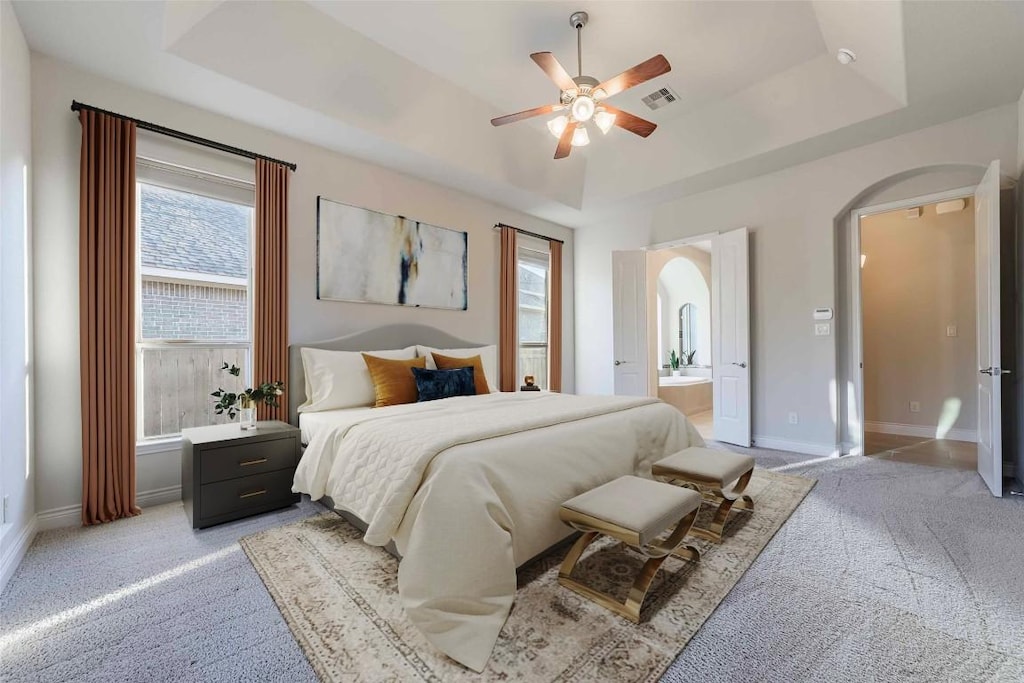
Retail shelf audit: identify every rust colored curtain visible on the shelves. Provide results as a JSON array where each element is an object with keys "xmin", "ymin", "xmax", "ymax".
[
  {"xmin": 254, "ymin": 159, "xmax": 290, "ymax": 421},
  {"xmin": 547, "ymin": 240, "xmax": 563, "ymax": 392},
  {"xmin": 499, "ymin": 226, "xmax": 518, "ymax": 391},
  {"xmin": 78, "ymin": 109, "xmax": 140, "ymax": 525}
]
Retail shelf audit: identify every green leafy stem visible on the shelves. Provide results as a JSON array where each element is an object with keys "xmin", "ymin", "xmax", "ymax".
[{"xmin": 211, "ymin": 363, "xmax": 284, "ymax": 419}]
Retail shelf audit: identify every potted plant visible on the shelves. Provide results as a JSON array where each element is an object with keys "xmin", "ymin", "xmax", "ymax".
[
  {"xmin": 683, "ymin": 350, "xmax": 697, "ymax": 367},
  {"xmin": 669, "ymin": 350, "xmax": 681, "ymax": 376},
  {"xmin": 211, "ymin": 363, "xmax": 284, "ymax": 430}
]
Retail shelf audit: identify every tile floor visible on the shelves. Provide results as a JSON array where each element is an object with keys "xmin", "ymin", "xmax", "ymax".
[
  {"xmin": 689, "ymin": 409, "xmax": 714, "ymax": 441},
  {"xmin": 864, "ymin": 431, "xmax": 977, "ymax": 471},
  {"xmin": 684, "ymin": 409, "xmax": 976, "ymax": 473}
]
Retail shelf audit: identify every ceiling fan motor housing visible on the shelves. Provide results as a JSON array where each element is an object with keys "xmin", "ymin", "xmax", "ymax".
[{"xmin": 561, "ymin": 75, "xmax": 600, "ymax": 103}]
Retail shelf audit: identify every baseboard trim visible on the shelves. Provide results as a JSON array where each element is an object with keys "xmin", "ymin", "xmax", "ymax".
[
  {"xmin": 752, "ymin": 435, "xmax": 841, "ymax": 457},
  {"xmin": 137, "ymin": 485, "xmax": 183, "ymax": 508},
  {"xmin": 1, "ymin": 515, "xmax": 38, "ymax": 594},
  {"xmin": 36, "ymin": 503, "xmax": 80, "ymax": 531},
  {"xmin": 865, "ymin": 421, "xmax": 977, "ymax": 443},
  {"xmin": 36, "ymin": 485, "xmax": 182, "ymax": 532}
]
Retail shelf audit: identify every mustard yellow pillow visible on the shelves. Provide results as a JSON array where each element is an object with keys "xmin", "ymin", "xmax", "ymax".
[
  {"xmin": 432, "ymin": 352, "xmax": 490, "ymax": 394},
  {"xmin": 362, "ymin": 354, "xmax": 427, "ymax": 407}
]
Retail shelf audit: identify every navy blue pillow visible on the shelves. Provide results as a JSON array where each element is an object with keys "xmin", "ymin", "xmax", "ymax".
[{"xmin": 412, "ymin": 366, "xmax": 477, "ymax": 402}]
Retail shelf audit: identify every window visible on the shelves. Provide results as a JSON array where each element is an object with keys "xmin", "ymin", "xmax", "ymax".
[
  {"xmin": 679, "ymin": 303, "xmax": 697, "ymax": 358},
  {"xmin": 517, "ymin": 239, "xmax": 550, "ymax": 388},
  {"xmin": 136, "ymin": 175, "xmax": 254, "ymax": 441}
]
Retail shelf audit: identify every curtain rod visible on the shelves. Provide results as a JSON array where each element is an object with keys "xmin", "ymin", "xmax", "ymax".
[
  {"xmin": 493, "ymin": 223, "xmax": 564, "ymax": 244},
  {"xmin": 70, "ymin": 101, "xmax": 298, "ymax": 172}
]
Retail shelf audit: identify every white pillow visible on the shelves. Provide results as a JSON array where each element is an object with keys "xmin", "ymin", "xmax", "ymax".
[
  {"xmin": 299, "ymin": 346, "xmax": 416, "ymax": 412},
  {"xmin": 416, "ymin": 345, "xmax": 497, "ymax": 393}
]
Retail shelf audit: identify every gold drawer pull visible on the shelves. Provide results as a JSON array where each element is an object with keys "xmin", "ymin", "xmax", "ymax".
[
  {"xmin": 239, "ymin": 458, "xmax": 268, "ymax": 467},
  {"xmin": 239, "ymin": 489, "xmax": 267, "ymax": 499}
]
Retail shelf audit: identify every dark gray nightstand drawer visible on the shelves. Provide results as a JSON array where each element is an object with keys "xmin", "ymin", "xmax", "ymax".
[
  {"xmin": 198, "ymin": 469, "xmax": 297, "ymax": 520},
  {"xmin": 200, "ymin": 437, "xmax": 297, "ymax": 484}
]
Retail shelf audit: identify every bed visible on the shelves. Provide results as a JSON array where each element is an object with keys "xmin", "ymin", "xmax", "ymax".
[{"xmin": 288, "ymin": 324, "xmax": 705, "ymax": 671}]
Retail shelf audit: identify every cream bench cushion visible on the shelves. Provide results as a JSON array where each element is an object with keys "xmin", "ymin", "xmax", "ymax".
[
  {"xmin": 653, "ymin": 447, "xmax": 754, "ymax": 487},
  {"xmin": 560, "ymin": 475, "xmax": 702, "ymax": 547}
]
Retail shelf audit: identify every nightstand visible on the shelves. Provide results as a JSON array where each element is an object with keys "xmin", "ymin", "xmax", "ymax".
[{"xmin": 181, "ymin": 420, "xmax": 300, "ymax": 529}]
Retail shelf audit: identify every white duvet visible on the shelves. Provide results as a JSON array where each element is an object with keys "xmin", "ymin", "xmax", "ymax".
[{"xmin": 292, "ymin": 392, "xmax": 704, "ymax": 671}]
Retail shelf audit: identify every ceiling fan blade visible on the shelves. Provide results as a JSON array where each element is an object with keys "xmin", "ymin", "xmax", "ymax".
[
  {"xmin": 554, "ymin": 120, "xmax": 578, "ymax": 159},
  {"xmin": 600, "ymin": 104, "xmax": 657, "ymax": 137},
  {"xmin": 595, "ymin": 54, "xmax": 671, "ymax": 98},
  {"xmin": 531, "ymin": 52, "xmax": 578, "ymax": 92},
  {"xmin": 490, "ymin": 104, "xmax": 565, "ymax": 127}
]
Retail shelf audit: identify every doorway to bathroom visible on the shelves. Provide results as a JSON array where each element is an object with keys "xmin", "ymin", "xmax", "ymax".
[
  {"xmin": 613, "ymin": 227, "xmax": 750, "ymax": 446},
  {"xmin": 650, "ymin": 241, "xmax": 714, "ymax": 440}
]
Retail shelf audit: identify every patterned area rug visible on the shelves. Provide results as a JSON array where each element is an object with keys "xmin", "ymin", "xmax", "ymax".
[{"xmin": 240, "ymin": 469, "xmax": 814, "ymax": 682}]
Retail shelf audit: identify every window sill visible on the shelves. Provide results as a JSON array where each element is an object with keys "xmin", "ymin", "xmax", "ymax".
[{"xmin": 136, "ymin": 437, "xmax": 181, "ymax": 456}]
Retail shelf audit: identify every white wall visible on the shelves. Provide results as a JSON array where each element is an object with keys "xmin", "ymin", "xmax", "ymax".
[
  {"xmin": 576, "ymin": 103, "xmax": 1019, "ymax": 454},
  {"xmin": 0, "ymin": 0, "xmax": 35, "ymax": 589},
  {"xmin": 861, "ymin": 203, "xmax": 976, "ymax": 436},
  {"xmin": 31, "ymin": 54, "xmax": 575, "ymax": 524}
]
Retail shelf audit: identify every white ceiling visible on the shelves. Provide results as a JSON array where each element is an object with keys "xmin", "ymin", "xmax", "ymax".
[
  {"xmin": 12, "ymin": 1, "xmax": 1024, "ymax": 228},
  {"xmin": 311, "ymin": 1, "xmax": 828, "ymax": 121}
]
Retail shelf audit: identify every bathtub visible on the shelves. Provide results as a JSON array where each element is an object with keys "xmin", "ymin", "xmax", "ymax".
[
  {"xmin": 658, "ymin": 376, "xmax": 712, "ymax": 415},
  {"xmin": 659, "ymin": 375, "xmax": 709, "ymax": 387}
]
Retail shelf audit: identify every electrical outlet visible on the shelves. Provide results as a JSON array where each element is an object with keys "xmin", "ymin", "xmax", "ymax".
[
  {"xmin": 815, "ymin": 323, "xmax": 831, "ymax": 336},
  {"xmin": 909, "ymin": 401, "xmax": 921, "ymax": 413},
  {"xmin": 946, "ymin": 325, "xmax": 958, "ymax": 337},
  {"xmin": 788, "ymin": 412, "xmax": 799, "ymax": 425}
]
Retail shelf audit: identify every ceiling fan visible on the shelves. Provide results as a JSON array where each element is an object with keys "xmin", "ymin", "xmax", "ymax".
[{"xmin": 490, "ymin": 11, "xmax": 670, "ymax": 160}]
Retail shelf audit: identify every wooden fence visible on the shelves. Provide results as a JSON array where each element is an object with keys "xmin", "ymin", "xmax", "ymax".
[
  {"xmin": 141, "ymin": 346, "xmax": 249, "ymax": 439},
  {"xmin": 519, "ymin": 344, "xmax": 548, "ymax": 389}
]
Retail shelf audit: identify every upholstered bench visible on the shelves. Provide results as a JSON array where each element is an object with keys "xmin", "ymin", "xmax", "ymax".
[
  {"xmin": 557, "ymin": 475, "xmax": 701, "ymax": 623},
  {"xmin": 652, "ymin": 446, "xmax": 755, "ymax": 543}
]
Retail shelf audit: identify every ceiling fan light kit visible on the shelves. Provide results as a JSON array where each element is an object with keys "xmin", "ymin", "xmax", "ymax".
[
  {"xmin": 594, "ymin": 107, "xmax": 616, "ymax": 134},
  {"xmin": 490, "ymin": 10, "xmax": 671, "ymax": 159}
]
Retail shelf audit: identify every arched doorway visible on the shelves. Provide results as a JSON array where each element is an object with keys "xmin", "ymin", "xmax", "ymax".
[
  {"xmin": 651, "ymin": 248, "xmax": 714, "ymax": 439},
  {"xmin": 833, "ymin": 162, "xmax": 1016, "ymax": 497}
]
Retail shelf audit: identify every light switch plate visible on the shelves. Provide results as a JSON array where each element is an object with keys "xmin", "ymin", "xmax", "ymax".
[
  {"xmin": 815, "ymin": 323, "xmax": 831, "ymax": 336},
  {"xmin": 910, "ymin": 401, "xmax": 921, "ymax": 413}
]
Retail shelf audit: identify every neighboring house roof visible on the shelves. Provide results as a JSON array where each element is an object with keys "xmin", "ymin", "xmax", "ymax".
[{"xmin": 140, "ymin": 184, "xmax": 250, "ymax": 278}]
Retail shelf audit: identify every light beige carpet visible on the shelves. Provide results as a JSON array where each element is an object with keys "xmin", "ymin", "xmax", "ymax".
[{"xmin": 240, "ymin": 469, "xmax": 814, "ymax": 682}]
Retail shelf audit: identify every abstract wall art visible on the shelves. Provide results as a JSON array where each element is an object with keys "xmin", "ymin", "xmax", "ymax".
[{"xmin": 316, "ymin": 197, "xmax": 468, "ymax": 310}]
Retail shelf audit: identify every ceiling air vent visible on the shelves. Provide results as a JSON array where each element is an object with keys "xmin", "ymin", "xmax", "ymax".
[{"xmin": 641, "ymin": 87, "xmax": 679, "ymax": 111}]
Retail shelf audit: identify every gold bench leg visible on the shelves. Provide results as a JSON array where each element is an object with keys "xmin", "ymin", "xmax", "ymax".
[
  {"xmin": 558, "ymin": 509, "xmax": 700, "ymax": 623},
  {"xmin": 684, "ymin": 468, "xmax": 754, "ymax": 543}
]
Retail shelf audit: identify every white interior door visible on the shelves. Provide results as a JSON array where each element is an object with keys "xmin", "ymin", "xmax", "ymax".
[
  {"xmin": 712, "ymin": 227, "xmax": 752, "ymax": 446},
  {"xmin": 975, "ymin": 160, "xmax": 1002, "ymax": 497},
  {"xmin": 612, "ymin": 250, "xmax": 649, "ymax": 396}
]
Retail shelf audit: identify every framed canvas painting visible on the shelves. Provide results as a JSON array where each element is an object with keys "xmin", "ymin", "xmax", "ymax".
[{"xmin": 316, "ymin": 197, "xmax": 468, "ymax": 310}]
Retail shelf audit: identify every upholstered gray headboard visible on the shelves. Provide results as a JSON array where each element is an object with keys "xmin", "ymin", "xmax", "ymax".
[{"xmin": 288, "ymin": 324, "xmax": 489, "ymax": 425}]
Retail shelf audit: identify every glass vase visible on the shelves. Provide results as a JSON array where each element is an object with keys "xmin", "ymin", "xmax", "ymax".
[{"xmin": 239, "ymin": 404, "xmax": 257, "ymax": 430}]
